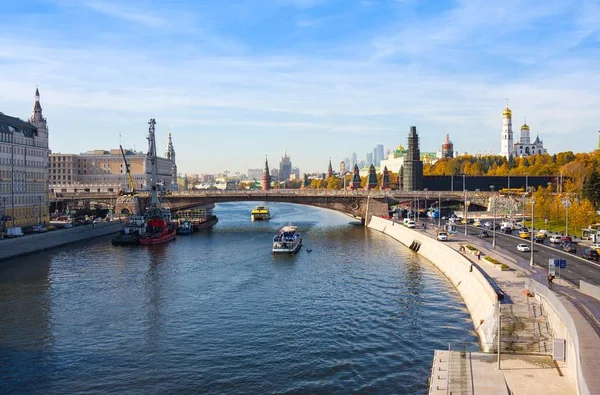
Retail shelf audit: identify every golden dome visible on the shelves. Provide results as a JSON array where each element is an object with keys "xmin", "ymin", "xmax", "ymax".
[
  {"xmin": 521, "ymin": 123, "xmax": 530, "ymax": 130},
  {"xmin": 503, "ymin": 105, "xmax": 512, "ymax": 117},
  {"xmin": 396, "ymin": 144, "xmax": 405, "ymax": 151}
]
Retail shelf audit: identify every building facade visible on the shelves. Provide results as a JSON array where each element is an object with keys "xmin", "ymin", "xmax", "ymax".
[
  {"xmin": 0, "ymin": 89, "xmax": 50, "ymax": 229},
  {"xmin": 247, "ymin": 168, "xmax": 263, "ymax": 181},
  {"xmin": 279, "ymin": 150, "xmax": 292, "ymax": 181},
  {"xmin": 50, "ymin": 135, "xmax": 177, "ymax": 193},
  {"xmin": 513, "ymin": 122, "xmax": 547, "ymax": 157}
]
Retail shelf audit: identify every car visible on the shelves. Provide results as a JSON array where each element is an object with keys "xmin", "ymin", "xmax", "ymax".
[
  {"xmin": 563, "ymin": 243, "xmax": 577, "ymax": 253},
  {"xmin": 517, "ymin": 244, "xmax": 530, "ymax": 252},
  {"xmin": 560, "ymin": 236, "xmax": 573, "ymax": 244},
  {"xmin": 538, "ymin": 229, "xmax": 550, "ymax": 236},
  {"xmin": 502, "ymin": 227, "xmax": 512, "ymax": 235},
  {"xmin": 31, "ymin": 225, "xmax": 48, "ymax": 233},
  {"xmin": 436, "ymin": 232, "xmax": 448, "ymax": 241},
  {"xmin": 590, "ymin": 243, "xmax": 600, "ymax": 252},
  {"xmin": 581, "ymin": 248, "xmax": 600, "ymax": 261},
  {"xmin": 478, "ymin": 230, "xmax": 490, "ymax": 238},
  {"xmin": 536, "ymin": 232, "xmax": 547, "ymax": 239},
  {"xmin": 549, "ymin": 235, "xmax": 562, "ymax": 244},
  {"xmin": 483, "ymin": 221, "xmax": 492, "ymax": 228},
  {"xmin": 93, "ymin": 218, "xmax": 103, "ymax": 224},
  {"xmin": 533, "ymin": 235, "xmax": 544, "ymax": 244},
  {"xmin": 441, "ymin": 216, "xmax": 448, "ymax": 220},
  {"xmin": 519, "ymin": 231, "xmax": 531, "ymax": 239},
  {"xmin": 406, "ymin": 220, "xmax": 416, "ymax": 229}
]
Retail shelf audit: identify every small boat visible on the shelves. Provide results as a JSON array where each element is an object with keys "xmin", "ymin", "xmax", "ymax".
[
  {"xmin": 176, "ymin": 220, "xmax": 193, "ymax": 235},
  {"xmin": 251, "ymin": 206, "xmax": 271, "ymax": 221},
  {"xmin": 111, "ymin": 215, "xmax": 146, "ymax": 246},
  {"xmin": 272, "ymin": 224, "xmax": 302, "ymax": 254}
]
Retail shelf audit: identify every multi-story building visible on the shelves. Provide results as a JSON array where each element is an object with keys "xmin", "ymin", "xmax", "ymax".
[
  {"xmin": 0, "ymin": 89, "xmax": 50, "ymax": 229},
  {"xmin": 49, "ymin": 135, "xmax": 177, "ymax": 193},
  {"xmin": 279, "ymin": 150, "xmax": 292, "ymax": 181},
  {"xmin": 247, "ymin": 168, "xmax": 263, "ymax": 181}
]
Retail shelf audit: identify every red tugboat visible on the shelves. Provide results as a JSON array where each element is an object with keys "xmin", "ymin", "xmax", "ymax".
[{"xmin": 138, "ymin": 118, "xmax": 177, "ymax": 245}]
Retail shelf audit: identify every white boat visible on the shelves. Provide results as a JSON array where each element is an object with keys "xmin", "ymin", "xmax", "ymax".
[{"xmin": 272, "ymin": 224, "xmax": 302, "ymax": 254}]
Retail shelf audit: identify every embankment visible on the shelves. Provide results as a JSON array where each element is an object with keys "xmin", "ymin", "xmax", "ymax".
[
  {"xmin": 0, "ymin": 221, "xmax": 124, "ymax": 261},
  {"xmin": 368, "ymin": 216, "xmax": 498, "ymax": 351}
]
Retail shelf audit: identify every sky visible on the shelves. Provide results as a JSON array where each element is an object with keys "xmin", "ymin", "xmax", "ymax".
[{"xmin": 0, "ymin": 0, "xmax": 599, "ymax": 175}]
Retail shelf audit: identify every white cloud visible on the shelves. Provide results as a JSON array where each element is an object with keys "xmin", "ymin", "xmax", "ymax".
[{"xmin": 81, "ymin": 0, "xmax": 165, "ymax": 27}]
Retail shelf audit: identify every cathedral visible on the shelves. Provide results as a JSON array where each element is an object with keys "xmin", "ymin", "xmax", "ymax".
[{"xmin": 500, "ymin": 104, "xmax": 546, "ymax": 158}]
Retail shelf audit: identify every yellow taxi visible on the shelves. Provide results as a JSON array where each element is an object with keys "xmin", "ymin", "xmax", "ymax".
[{"xmin": 519, "ymin": 231, "xmax": 531, "ymax": 239}]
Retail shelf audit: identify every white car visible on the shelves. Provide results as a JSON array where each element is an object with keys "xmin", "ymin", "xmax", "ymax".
[
  {"xmin": 549, "ymin": 235, "xmax": 562, "ymax": 244},
  {"xmin": 406, "ymin": 220, "xmax": 416, "ymax": 229},
  {"xmin": 436, "ymin": 232, "xmax": 448, "ymax": 241},
  {"xmin": 517, "ymin": 244, "xmax": 531, "ymax": 252},
  {"xmin": 93, "ymin": 218, "xmax": 103, "ymax": 223}
]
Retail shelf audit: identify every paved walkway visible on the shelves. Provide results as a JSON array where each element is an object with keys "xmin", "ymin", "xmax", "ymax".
[{"xmin": 404, "ymin": 222, "xmax": 589, "ymax": 394}]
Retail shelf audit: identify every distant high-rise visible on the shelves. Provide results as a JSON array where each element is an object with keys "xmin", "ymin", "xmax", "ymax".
[
  {"xmin": 248, "ymin": 168, "xmax": 263, "ymax": 180},
  {"xmin": 376, "ymin": 144, "xmax": 384, "ymax": 166},
  {"xmin": 401, "ymin": 126, "xmax": 423, "ymax": 191},
  {"xmin": 279, "ymin": 150, "xmax": 292, "ymax": 181},
  {"xmin": 340, "ymin": 161, "xmax": 346, "ymax": 174},
  {"xmin": 366, "ymin": 152, "xmax": 373, "ymax": 166},
  {"xmin": 351, "ymin": 152, "xmax": 358, "ymax": 169}
]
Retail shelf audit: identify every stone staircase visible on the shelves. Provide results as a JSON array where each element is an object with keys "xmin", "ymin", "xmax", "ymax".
[{"xmin": 492, "ymin": 283, "xmax": 553, "ymax": 354}]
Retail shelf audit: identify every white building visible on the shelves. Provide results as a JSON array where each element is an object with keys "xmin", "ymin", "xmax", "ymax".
[
  {"xmin": 513, "ymin": 122, "xmax": 547, "ymax": 157},
  {"xmin": 500, "ymin": 104, "xmax": 514, "ymax": 159},
  {"xmin": 0, "ymin": 88, "xmax": 50, "ymax": 228}
]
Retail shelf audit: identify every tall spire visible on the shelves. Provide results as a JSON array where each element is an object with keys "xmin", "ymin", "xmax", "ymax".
[
  {"xmin": 262, "ymin": 155, "xmax": 271, "ymax": 191},
  {"xmin": 326, "ymin": 157, "xmax": 333, "ymax": 178},
  {"xmin": 30, "ymin": 86, "xmax": 45, "ymax": 125}
]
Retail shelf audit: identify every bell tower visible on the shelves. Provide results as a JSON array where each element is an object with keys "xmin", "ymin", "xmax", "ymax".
[{"xmin": 29, "ymin": 87, "xmax": 48, "ymax": 148}]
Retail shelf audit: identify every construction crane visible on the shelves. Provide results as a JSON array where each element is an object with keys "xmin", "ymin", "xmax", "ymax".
[{"xmin": 119, "ymin": 144, "xmax": 135, "ymax": 194}]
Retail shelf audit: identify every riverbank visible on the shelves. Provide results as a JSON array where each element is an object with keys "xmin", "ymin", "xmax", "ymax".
[{"xmin": 0, "ymin": 220, "xmax": 124, "ymax": 262}]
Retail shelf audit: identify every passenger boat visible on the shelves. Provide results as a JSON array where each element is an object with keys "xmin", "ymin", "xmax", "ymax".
[
  {"xmin": 251, "ymin": 206, "xmax": 271, "ymax": 221},
  {"xmin": 176, "ymin": 220, "xmax": 193, "ymax": 235},
  {"xmin": 111, "ymin": 215, "xmax": 146, "ymax": 246},
  {"xmin": 272, "ymin": 224, "xmax": 302, "ymax": 254},
  {"xmin": 139, "ymin": 206, "xmax": 176, "ymax": 245}
]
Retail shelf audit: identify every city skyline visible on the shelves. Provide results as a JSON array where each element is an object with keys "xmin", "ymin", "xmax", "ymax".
[{"xmin": 1, "ymin": 0, "xmax": 599, "ymax": 174}]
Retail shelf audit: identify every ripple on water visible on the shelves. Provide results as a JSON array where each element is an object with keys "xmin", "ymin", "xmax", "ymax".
[{"xmin": 0, "ymin": 202, "xmax": 478, "ymax": 394}]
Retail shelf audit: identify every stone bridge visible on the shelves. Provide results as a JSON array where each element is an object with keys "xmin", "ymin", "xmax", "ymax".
[{"xmin": 52, "ymin": 190, "xmax": 493, "ymax": 225}]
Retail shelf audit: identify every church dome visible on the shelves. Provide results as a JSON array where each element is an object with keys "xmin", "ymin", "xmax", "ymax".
[
  {"xmin": 503, "ymin": 105, "xmax": 512, "ymax": 117},
  {"xmin": 521, "ymin": 123, "xmax": 530, "ymax": 130}
]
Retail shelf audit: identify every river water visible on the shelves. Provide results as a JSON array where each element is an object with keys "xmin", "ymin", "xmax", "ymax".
[{"xmin": 0, "ymin": 202, "xmax": 477, "ymax": 394}]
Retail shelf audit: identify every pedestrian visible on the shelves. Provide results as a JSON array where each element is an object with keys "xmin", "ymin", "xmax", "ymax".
[
  {"xmin": 477, "ymin": 250, "xmax": 481, "ymax": 260},
  {"xmin": 547, "ymin": 274, "xmax": 554, "ymax": 289}
]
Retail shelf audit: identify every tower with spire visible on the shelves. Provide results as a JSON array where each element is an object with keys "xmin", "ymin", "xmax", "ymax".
[
  {"xmin": 365, "ymin": 164, "xmax": 377, "ymax": 190},
  {"xmin": 500, "ymin": 103, "xmax": 513, "ymax": 159},
  {"xmin": 401, "ymin": 126, "xmax": 423, "ymax": 191},
  {"xmin": 165, "ymin": 132, "xmax": 178, "ymax": 191},
  {"xmin": 349, "ymin": 164, "xmax": 362, "ymax": 190},
  {"xmin": 28, "ymin": 87, "xmax": 49, "ymax": 148},
  {"xmin": 326, "ymin": 158, "xmax": 333, "ymax": 178},
  {"xmin": 262, "ymin": 156, "xmax": 271, "ymax": 191},
  {"xmin": 381, "ymin": 166, "xmax": 391, "ymax": 190}
]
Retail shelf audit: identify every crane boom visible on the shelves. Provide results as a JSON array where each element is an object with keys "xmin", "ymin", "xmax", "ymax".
[{"xmin": 119, "ymin": 144, "xmax": 135, "ymax": 193}]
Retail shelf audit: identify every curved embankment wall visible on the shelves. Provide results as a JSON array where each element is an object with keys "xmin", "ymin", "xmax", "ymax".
[
  {"xmin": 0, "ymin": 221, "xmax": 124, "ymax": 262},
  {"xmin": 368, "ymin": 216, "xmax": 498, "ymax": 351}
]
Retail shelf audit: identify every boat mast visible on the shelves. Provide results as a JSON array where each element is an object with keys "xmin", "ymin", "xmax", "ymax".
[{"xmin": 147, "ymin": 118, "xmax": 160, "ymax": 208}]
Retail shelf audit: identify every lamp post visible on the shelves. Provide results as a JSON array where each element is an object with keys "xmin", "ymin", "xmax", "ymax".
[
  {"xmin": 438, "ymin": 191, "xmax": 441, "ymax": 228},
  {"xmin": 464, "ymin": 190, "xmax": 468, "ymax": 236},
  {"xmin": 416, "ymin": 192, "xmax": 420, "ymax": 224},
  {"xmin": 530, "ymin": 199, "xmax": 535, "ymax": 267},
  {"xmin": 563, "ymin": 196, "xmax": 571, "ymax": 237},
  {"xmin": 491, "ymin": 186, "xmax": 497, "ymax": 248}
]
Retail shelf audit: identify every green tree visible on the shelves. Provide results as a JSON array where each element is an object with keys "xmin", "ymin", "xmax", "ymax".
[{"xmin": 582, "ymin": 169, "xmax": 600, "ymax": 209}]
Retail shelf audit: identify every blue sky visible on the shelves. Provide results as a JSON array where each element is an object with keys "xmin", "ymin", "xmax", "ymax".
[{"xmin": 0, "ymin": 0, "xmax": 599, "ymax": 174}]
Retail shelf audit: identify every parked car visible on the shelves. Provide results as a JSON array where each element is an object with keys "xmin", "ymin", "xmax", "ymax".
[
  {"xmin": 560, "ymin": 236, "xmax": 573, "ymax": 244},
  {"xmin": 536, "ymin": 231, "xmax": 548, "ymax": 239},
  {"xmin": 436, "ymin": 232, "xmax": 448, "ymax": 241},
  {"xmin": 406, "ymin": 220, "xmax": 416, "ymax": 229},
  {"xmin": 581, "ymin": 248, "xmax": 600, "ymax": 261},
  {"xmin": 533, "ymin": 235, "xmax": 544, "ymax": 244},
  {"xmin": 517, "ymin": 244, "xmax": 530, "ymax": 252},
  {"xmin": 483, "ymin": 221, "xmax": 492, "ymax": 228},
  {"xmin": 478, "ymin": 230, "xmax": 490, "ymax": 238},
  {"xmin": 93, "ymin": 218, "xmax": 103, "ymax": 224},
  {"xmin": 590, "ymin": 243, "xmax": 600, "ymax": 252},
  {"xmin": 32, "ymin": 225, "xmax": 48, "ymax": 233},
  {"xmin": 563, "ymin": 243, "xmax": 577, "ymax": 253}
]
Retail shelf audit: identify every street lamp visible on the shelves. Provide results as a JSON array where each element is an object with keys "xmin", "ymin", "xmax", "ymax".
[
  {"xmin": 464, "ymin": 189, "xmax": 468, "ymax": 236},
  {"xmin": 563, "ymin": 196, "xmax": 571, "ymax": 237},
  {"xmin": 491, "ymin": 188, "xmax": 497, "ymax": 248},
  {"xmin": 438, "ymin": 191, "xmax": 441, "ymax": 228},
  {"xmin": 530, "ymin": 199, "xmax": 535, "ymax": 267}
]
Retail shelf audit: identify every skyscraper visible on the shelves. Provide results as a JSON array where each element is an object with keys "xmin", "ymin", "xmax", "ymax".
[
  {"xmin": 372, "ymin": 148, "xmax": 378, "ymax": 167},
  {"xmin": 351, "ymin": 152, "xmax": 357, "ymax": 169},
  {"xmin": 366, "ymin": 152, "xmax": 373, "ymax": 166},
  {"xmin": 376, "ymin": 144, "xmax": 384, "ymax": 167},
  {"xmin": 279, "ymin": 150, "xmax": 292, "ymax": 181}
]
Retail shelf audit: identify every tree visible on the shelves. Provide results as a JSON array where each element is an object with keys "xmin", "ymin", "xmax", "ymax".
[
  {"xmin": 582, "ymin": 169, "xmax": 600, "ymax": 209},
  {"xmin": 326, "ymin": 176, "xmax": 342, "ymax": 190}
]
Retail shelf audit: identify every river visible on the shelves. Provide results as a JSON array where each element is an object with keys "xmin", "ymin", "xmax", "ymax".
[{"xmin": 0, "ymin": 202, "xmax": 477, "ymax": 394}]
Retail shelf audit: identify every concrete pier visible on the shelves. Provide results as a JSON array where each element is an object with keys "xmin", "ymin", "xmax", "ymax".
[{"xmin": 0, "ymin": 220, "xmax": 124, "ymax": 261}]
